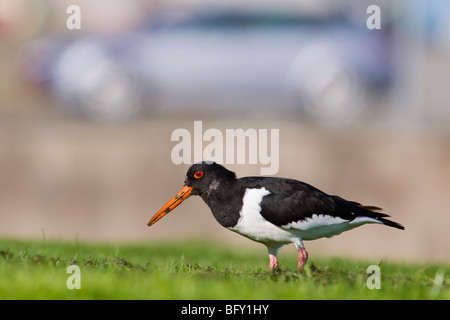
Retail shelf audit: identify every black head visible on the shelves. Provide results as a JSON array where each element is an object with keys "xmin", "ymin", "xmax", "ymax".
[
  {"xmin": 147, "ymin": 161, "xmax": 236, "ymax": 227},
  {"xmin": 185, "ymin": 162, "xmax": 237, "ymax": 197}
]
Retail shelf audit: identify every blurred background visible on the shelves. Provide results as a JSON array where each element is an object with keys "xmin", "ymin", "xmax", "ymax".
[{"xmin": 0, "ymin": 0, "xmax": 449, "ymax": 263}]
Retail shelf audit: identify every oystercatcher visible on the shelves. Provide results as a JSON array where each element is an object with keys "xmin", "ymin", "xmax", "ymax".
[{"xmin": 148, "ymin": 162, "xmax": 404, "ymax": 269}]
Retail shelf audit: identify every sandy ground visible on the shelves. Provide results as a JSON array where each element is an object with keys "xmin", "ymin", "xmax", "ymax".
[{"xmin": 0, "ymin": 115, "xmax": 449, "ymax": 264}]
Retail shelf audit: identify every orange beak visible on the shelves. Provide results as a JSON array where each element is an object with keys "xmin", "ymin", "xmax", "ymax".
[{"xmin": 147, "ymin": 185, "xmax": 193, "ymax": 227}]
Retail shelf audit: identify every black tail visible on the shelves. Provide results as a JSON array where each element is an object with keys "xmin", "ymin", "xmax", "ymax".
[
  {"xmin": 335, "ymin": 197, "xmax": 405, "ymax": 230},
  {"xmin": 377, "ymin": 217, "xmax": 405, "ymax": 230}
]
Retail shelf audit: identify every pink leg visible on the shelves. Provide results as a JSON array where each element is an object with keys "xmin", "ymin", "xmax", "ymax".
[
  {"xmin": 269, "ymin": 254, "xmax": 278, "ymax": 269},
  {"xmin": 298, "ymin": 247, "xmax": 308, "ymax": 269}
]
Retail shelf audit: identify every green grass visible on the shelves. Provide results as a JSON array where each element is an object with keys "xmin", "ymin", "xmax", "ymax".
[{"xmin": 0, "ymin": 238, "xmax": 448, "ymax": 300}]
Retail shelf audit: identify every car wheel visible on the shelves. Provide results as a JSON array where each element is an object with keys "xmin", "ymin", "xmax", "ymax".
[
  {"xmin": 289, "ymin": 48, "xmax": 370, "ymax": 125},
  {"xmin": 79, "ymin": 64, "xmax": 143, "ymax": 122}
]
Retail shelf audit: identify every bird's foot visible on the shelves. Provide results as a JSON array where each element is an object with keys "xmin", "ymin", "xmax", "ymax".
[
  {"xmin": 269, "ymin": 254, "xmax": 278, "ymax": 269},
  {"xmin": 298, "ymin": 247, "xmax": 308, "ymax": 269}
]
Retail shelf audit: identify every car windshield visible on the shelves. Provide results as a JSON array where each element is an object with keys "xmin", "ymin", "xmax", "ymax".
[{"xmin": 151, "ymin": 11, "xmax": 347, "ymax": 31}]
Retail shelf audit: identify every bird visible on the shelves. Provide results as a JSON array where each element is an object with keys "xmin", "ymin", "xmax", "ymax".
[{"xmin": 147, "ymin": 162, "xmax": 404, "ymax": 269}]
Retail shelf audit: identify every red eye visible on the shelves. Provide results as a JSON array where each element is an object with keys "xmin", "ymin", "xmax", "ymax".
[{"xmin": 194, "ymin": 171, "xmax": 203, "ymax": 179}]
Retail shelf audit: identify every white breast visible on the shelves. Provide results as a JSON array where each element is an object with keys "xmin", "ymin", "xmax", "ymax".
[{"xmin": 229, "ymin": 188, "xmax": 296, "ymax": 244}]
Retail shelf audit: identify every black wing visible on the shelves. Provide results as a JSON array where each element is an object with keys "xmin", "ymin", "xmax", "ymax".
[{"xmin": 241, "ymin": 177, "xmax": 404, "ymax": 230}]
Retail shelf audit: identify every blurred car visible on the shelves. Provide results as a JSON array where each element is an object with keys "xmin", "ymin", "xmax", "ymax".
[{"xmin": 20, "ymin": 9, "xmax": 393, "ymax": 123}]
